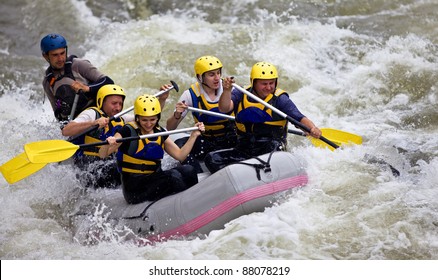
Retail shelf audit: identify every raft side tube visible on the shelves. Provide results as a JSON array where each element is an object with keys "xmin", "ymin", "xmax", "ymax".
[{"xmin": 73, "ymin": 151, "xmax": 308, "ymax": 241}]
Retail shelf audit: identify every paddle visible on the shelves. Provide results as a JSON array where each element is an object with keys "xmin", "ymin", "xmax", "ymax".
[
  {"xmin": 1, "ymin": 91, "xmax": 87, "ymax": 183},
  {"xmin": 25, "ymin": 127, "xmax": 199, "ymax": 164},
  {"xmin": 307, "ymin": 128, "xmax": 362, "ymax": 150},
  {"xmin": 69, "ymin": 80, "xmax": 179, "ymax": 142},
  {"xmin": 186, "ymin": 106, "xmax": 362, "ymax": 148},
  {"xmin": 0, "ymin": 153, "xmax": 46, "ymax": 184},
  {"xmin": 187, "ymin": 106, "xmax": 235, "ymax": 120},
  {"xmin": 233, "ymin": 84, "xmax": 339, "ymax": 149},
  {"xmin": 69, "ymin": 89, "xmax": 81, "ymax": 121},
  {"xmin": 0, "ymin": 81, "xmax": 179, "ymax": 184},
  {"xmin": 232, "ymin": 84, "xmax": 400, "ymax": 176}
]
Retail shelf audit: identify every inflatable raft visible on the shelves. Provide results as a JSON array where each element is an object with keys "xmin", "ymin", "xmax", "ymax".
[{"xmin": 72, "ymin": 151, "xmax": 308, "ymax": 243}]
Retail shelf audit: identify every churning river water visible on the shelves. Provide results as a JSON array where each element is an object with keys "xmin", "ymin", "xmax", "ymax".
[{"xmin": 0, "ymin": 0, "xmax": 437, "ymax": 260}]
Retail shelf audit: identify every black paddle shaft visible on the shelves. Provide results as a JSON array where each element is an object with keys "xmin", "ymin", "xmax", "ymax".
[
  {"xmin": 78, "ymin": 126, "xmax": 198, "ymax": 150},
  {"xmin": 78, "ymin": 135, "xmax": 140, "ymax": 149},
  {"xmin": 285, "ymin": 115, "xmax": 340, "ymax": 149}
]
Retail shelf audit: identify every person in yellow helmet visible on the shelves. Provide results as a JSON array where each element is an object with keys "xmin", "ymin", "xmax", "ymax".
[
  {"xmin": 166, "ymin": 55, "xmax": 237, "ymax": 173},
  {"xmin": 62, "ymin": 83, "xmax": 172, "ymax": 188},
  {"xmin": 99, "ymin": 94, "xmax": 205, "ymax": 204},
  {"xmin": 205, "ymin": 62, "xmax": 322, "ymax": 173}
]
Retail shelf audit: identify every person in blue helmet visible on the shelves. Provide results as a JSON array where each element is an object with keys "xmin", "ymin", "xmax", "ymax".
[
  {"xmin": 204, "ymin": 62, "xmax": 322, "ymax": 173},
  {"xmin": 40, "ymin": 33, "xmax": 114, "ymax": 126}
]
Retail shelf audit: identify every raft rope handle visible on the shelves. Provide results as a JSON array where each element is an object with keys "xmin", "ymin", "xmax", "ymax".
[
  {"xmin": 120, "ymin": 199, "xmax": 159, "ymax": 221},
  {"xmin": 234, "ymin": 147, "xmax": 279, "ymax": 180},
  {"xmin": 232, "ymin": 141, "xmax": 283, "ymax": 180}
]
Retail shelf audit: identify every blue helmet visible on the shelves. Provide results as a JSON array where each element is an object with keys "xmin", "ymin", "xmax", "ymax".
[{"xmin": 40, "ymin": 34, "xmax": 67, "ymax": 54}]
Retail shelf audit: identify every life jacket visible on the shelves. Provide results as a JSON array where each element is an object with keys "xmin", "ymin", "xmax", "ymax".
[
  {"xmin": 45, "ymin": 55, "xmax": 77, "ymax": 84},
  {"xmin": 116, "ymin": 122, "xmax": 167, "ymax": 175},
  {"xmin": 45, "ymin": 55, "xmax": 93, "ymax": 121},
  {"xmin": 74, "ymin": 107, "xmax": 126, "ymax": 158},
  {"xmin": 189, "ymin": 82, "xmax": 235, "ymax": 138},
  {"xmin": 235, "ymin": 87, "xmax": 288, "ymax": 141}
]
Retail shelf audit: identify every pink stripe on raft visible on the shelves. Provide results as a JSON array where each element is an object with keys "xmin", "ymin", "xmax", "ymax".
[{"xmin": 150, "ymin": 174, "xmax": 308, "ymax": 241}]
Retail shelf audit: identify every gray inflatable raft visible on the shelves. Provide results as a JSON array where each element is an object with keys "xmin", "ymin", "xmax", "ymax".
[{"xmin": 73, "ymin": 151, "xmax": 308, "ymax": 243}]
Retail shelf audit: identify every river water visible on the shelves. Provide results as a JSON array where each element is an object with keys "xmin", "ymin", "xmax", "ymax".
[{"xmin": 0, "ymin": 0, "xmax": 437, "ymax": 260}]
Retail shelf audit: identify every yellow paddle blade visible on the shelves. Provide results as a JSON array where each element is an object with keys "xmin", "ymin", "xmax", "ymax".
[
  {"xmin": 24, "ymin": 139, "xmax": 80, "ymax": 163},
  {"xmin": 309, "ymin": 128, "xmax": 363, "ymax": 151},
  {"xmin": 0, "ymin": 152, "xmax": 47, "ymax": 184}
]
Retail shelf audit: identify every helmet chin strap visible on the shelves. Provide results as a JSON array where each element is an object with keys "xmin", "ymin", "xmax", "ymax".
[
  {"xmin": 198, "ymin": 74, "xmax": 219, "ymax": 95},
  {"xmin": 202, "ymin": 82, "xmax": 219, "ymax": 96},
  {"xmin": 197, "ymin": 75, "xmax": 207, "ymax": 86},
  {"xmin": 202, "ymin": 82, "xmax": 213, "ymax": 89}
]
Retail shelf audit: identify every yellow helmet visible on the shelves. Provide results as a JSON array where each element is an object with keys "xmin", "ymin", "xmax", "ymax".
[
  {"xmin": 96, "ymin": 84, "xmax": 126, "ymax": 109},
  {"xmin": 194, "ymin": 55, "xmax": 223, "ymax": 77},
  {"xmin": 250, "ymin": 62, "xmax": 278, "ymax": 86},
  {"xmin": 134, "ymin": 94, "xmax": 161, "ymax": 117}
]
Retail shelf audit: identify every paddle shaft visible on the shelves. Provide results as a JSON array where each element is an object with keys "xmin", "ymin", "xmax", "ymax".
[
  {"xmin": 79, "ymin": 126, "xmax": 199, "ymax": 149},
  {"xmin": 187, "ymin": 106, "xmax": 307, "ymax": 137},
  {"xmin": 232, "ymin": 84, "xmax": 339, "ymax": 149},
  {"xmin": 232, "ymin": 85, "xmax": 400, "ymax": 176},
  {"xmin": 68, "ymin": 81, "xmax": 178, "ymax": 142},
  {"xmin": 187, "ymin": 106, "xmax": 235, "ymax": 120},
  {"xmin": 69, "ymin": 90, "xmax": 81, "ymax": 121}
]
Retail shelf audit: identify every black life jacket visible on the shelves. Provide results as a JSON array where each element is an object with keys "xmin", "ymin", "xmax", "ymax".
[{"xmin": 45, "ymin": 55, "xmax": 92, "ymax": 121}]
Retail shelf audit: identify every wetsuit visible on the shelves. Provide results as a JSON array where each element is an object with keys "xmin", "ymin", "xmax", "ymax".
[{"xmin": 42, "ymin": 55, "xmax": 114, "ymax": 123}]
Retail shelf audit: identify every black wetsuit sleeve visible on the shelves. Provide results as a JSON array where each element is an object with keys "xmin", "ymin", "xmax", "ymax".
[{"xmin": 86, "ymin": 76, "xmax": 115, "ymax": 99}]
